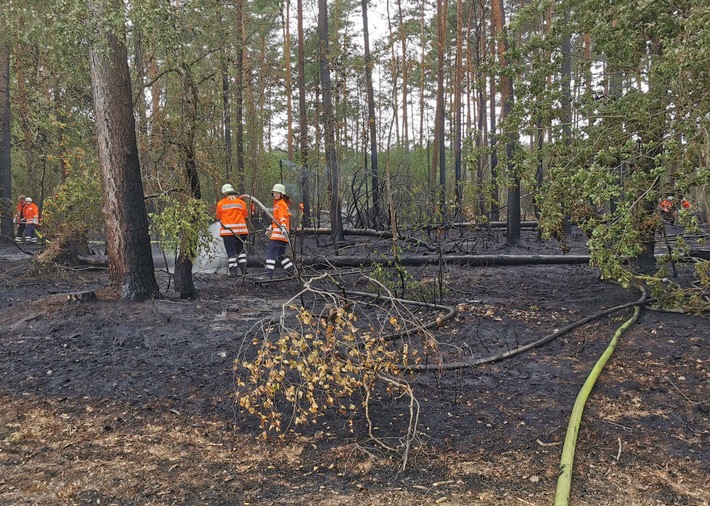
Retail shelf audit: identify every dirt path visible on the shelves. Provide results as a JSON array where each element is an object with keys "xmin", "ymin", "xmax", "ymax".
[{"xmin": 0, "ymin": 233, "xmax": 708, "ymax": 505}]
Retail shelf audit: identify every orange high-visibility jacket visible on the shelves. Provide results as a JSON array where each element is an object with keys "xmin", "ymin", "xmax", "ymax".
[
  {"xmin": 216, "ymin": 195, "xmax": 249, "ymax": 236},
  {"xmin": 23, "ymin": 202, "xmax": 39, "ymax": 225},
  {"xmin": 15, "ymin": 201, "xmax": 26, "ymax": 222},
  {"xmin": 659, "ymin": 199, "xmax": 673, "ymax": 213},
  {"xmin": 269, "ymin": 198, "xmax": 291, "ymax": 242}
]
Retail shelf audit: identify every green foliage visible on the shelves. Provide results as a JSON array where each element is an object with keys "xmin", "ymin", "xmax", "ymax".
[
  {"xmin": 369, "ymin": 261, "xmax": 446, "ymax": 302},
  {"xmin": 149, "ymin": 195, "xmax": 214, "ymax": 263},
  {"xmin": 41, "ymin": 150, "xmax": 102, "ymax": 237},
  {"xmin": 235, "ymin": 285, "xmax": 433, "ymax": 468},
  {"xmin": 369, "ymin": 261, "xmax": 416, "ymax": 299}
]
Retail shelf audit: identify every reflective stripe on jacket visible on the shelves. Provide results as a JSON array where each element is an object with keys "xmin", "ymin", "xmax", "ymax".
[
  {"xmin": 269, "ymin": 198, "xmax": 291, "ymax": 242},
  {"xmin": 216, "ymin": 196, "xmax": 249, "ymax": 236},
  {"xmin": 23, "ymin": 203, "xmax": 39, "ymax": 225}
]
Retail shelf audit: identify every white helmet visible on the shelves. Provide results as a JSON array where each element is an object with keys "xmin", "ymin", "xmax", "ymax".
[
  {"xmin": 271, "ymin": 183, "xmax": 286, "ymax": 194},
  {"xmin": 25, "ymin": 197, "xmax": 33, "ymax": 203},
  {"xmin": 221, "ymin": 184, "xmax": 235, "ymax": 194}
]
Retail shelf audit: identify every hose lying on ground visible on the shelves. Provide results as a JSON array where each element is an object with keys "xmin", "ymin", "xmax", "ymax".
[
  {"xmin": 554, "ymin": 287, "xmax": 649, "ymax": 506},
  {"xmin": 403, "ymin": 293, "xmax": 654, "ymax": 371}
]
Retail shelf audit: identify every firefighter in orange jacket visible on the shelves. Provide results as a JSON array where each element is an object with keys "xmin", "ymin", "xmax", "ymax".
[
  {"xmin": 23, "ymin": 197, "xmax": 40, "ymax": 244},
  {"xmin": 659, "ymin": 196, "xmax": 674, "ymax": 214},
  {"xmin": 216, "ymin": 184, "xmax": 249, "ymax": 274},
  {"xmin": 264, "ymin": 183, "xmax": 295, "ymax": 279},
  {"xmin": 14, "ymin": 195, "xmax": 26, "ymax": 242}
]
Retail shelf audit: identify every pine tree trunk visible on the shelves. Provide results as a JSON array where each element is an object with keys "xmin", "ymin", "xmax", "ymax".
[
  {"xmin": 318, "ymin": 0, "xmax": 345, "ymax": 243},
  {"xmin": 297, "ymin": 0, "xmax": 311, "ymax": 227},
  {"xmin": 87, "ymin": 0, "xmax": 159, "ymax": 301},
  {"xmin": 453, "ymin": 0, "xmax": 464, "ymax": 218},
  {"xmin": 488, "ymin": 6, "xmax": 499, "ymax": 222},
  {"xmin": 396, "ymin": 0, "xmax": 409, "ymax": 148},
  {"xmin": 491, "ymin": 0, "xmax": 519, "ymax": 245},
  {"xmin": 0, "ymin": 41, "xmax": 11, "ymax": 239},
  {"xmin": 235, "ymin": 0, "xmax": 246, "ymax": 193},
  {"xmin": 362, "ymin": 0, "xmax": 380, "ymax": 229}
]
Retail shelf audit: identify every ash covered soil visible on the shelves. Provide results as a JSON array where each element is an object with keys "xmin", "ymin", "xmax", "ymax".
[{"xmin": 0, "ymin": 227, "xmax": 708, "ymax": 506}]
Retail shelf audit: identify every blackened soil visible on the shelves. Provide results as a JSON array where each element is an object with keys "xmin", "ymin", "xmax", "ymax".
[{"xmin": 0, "ymin": 227, "xmax": 708, "ymax": 506}]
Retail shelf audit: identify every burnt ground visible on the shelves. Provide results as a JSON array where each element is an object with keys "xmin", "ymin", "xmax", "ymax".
[{"xmin": 0, "ymin": 225, "xmax": 708, "ymax": 506}]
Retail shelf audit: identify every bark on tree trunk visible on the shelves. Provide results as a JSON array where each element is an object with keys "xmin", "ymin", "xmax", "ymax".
[
  {"xmin": 0, "ymin": 41, "xmax": 11, "ymax": 239},
  {"xmin": 362, "ymin": 0, "xmax": 380, "ymax": 229},
  {"xmin": 297, "ymin": 0, "xmax": 311, "ymax": 227},
  {"xmin": 173, "ymin": 65, "xmax": 201, "ymax": 300},
  {"xmin": 396, "ymin": 0, "xmax": 409, "ymax": 148},
  {"xmin": 235, "ymin": 0, "xmax": 246, "ymax": 193},
  {"xmin": 221, "ymin": 52, "xmax": 232, "ymax": 179},
  {"xmin": 492, "ymin": 0, "xmax": 519, "ymax": 246},
  {"xmin": 435, "ymin": 0, "xmax": 448, "ymax": 217},
  {"xmin": 488, "ymin": 3, "xmax": 501, "ymax": 222},
  {"xmin": 453, "ymin": 0, "xmax": 464, "ymax": 218},
  {"xmin": 318, "ymin": 0, "xmax": 345, "ymax": 244},
  {"xmin": 87, "ymin": 0, "xmax": 159, "ymax": 301},
  {"xmin": 283, "ymin": 0, "xmax": 294, "ymax": 162}
]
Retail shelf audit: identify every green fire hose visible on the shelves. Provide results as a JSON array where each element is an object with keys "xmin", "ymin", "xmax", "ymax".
[{"xmin": 554, "ymin": 295, "xmax": 646, "ymax": 505}]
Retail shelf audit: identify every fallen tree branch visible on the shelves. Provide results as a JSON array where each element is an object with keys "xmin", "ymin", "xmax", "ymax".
[{"xmin": 300, "ymin": 254, "xmax": 591, "ymax": 268}]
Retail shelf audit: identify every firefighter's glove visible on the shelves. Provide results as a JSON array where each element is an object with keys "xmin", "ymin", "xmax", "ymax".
[
  {"xmin": 265, "ymin": 228, "xmax": 271, "ymax": 238},
  {"xmin": 280, "ymin": 226, "xmax": 288, "ymax": 238}
]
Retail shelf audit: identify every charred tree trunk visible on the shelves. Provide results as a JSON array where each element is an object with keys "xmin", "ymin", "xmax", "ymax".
[
  {"xmin": 492, "ymin": 0, "xmax": 519, "ymax": 246},
  {"xmin": 173, "ymin": 65, "xmax": 202, "ymax": 300},
  {"xmin": 396, "ymin": 0, "xmax": 409, "ymax": 148},
  {"xmin": 297, "ymin": 0, "xmax": 311, "ymax": 227},
  {"xmin": 362, "ymin": 0, "xmax": 380, "ymax": 229},
  {"xmin": 318, "ymin": 0, "xmax": 345, "ymax": 243},
  {"xmin": 453, "ymin": 0, "xmax": 464, "ymax": 218},
  {"xmin": 87, "ymin": 0, "xmax": 159, "ymax": 301},
  {"xmin": 488, "ymin": 4, "xmax": 500, "ymax": 222},
  {"xmin": 435, "ymin": 0, "xmax": 449, "ymax": 217}
]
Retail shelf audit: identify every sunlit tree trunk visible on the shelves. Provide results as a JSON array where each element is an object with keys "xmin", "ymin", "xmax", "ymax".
[{"xmin": 86, "ymin": 0, "xmax": 159, "ymax": 301}]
